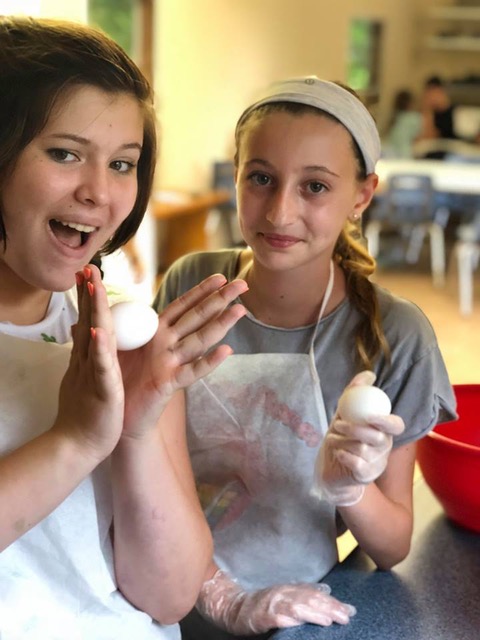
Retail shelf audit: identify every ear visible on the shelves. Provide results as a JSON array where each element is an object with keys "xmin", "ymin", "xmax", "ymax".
[{"xmin": 351, "ymin": 173, "xmax": 378, "ymax": 221}]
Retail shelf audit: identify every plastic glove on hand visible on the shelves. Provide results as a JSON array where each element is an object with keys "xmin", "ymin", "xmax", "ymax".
[
  {"xmin": 196, "ymin": 569, "xmax": 356, "ymax": 635},
  {"xmin": 313, "ymin": 370, "xmax": 405, "ymax": 506}
]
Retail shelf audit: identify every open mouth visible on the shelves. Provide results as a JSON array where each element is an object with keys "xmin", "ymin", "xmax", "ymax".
[{"xmin": 49, "ymin": 219, "xmax": 97, "ymax": 249}]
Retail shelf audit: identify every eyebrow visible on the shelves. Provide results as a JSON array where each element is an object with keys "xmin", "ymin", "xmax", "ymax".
[
  {"xmin": 304, "ymin": 165, "xmax": 340, "ymax": 178},
  {"xmin": 46, "ymin": 133, "xmax": 142, "ymax": 152},
  {"xmin": 245, "ymin": 158, "xmax": 340, "ymax": 178}
]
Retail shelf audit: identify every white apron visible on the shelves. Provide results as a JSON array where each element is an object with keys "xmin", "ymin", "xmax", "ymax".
[
  {"xmin": 0, "ymin": 333, "xmax": 178, "ymax": 640},
  {"xmin": 186, "ymin": 263, "xmax": 338, "ymax": 590}
]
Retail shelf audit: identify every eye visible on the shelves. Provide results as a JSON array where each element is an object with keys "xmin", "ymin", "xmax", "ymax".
[
  {"xmin": 307, "ymin": 181, "xmax": 326, "ymax": 194},
  {"xmin": 47, "ymin": 148, "xmax": 77, "ymax": 163},
  {"xmin": 249, "ymin": 172, "xmax": 271, "ymax": 186},
  {"xmin": 110, "ymin": 160, "xmax": 137, "ymax": 174}
]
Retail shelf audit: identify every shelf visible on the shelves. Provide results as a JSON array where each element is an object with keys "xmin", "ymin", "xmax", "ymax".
[
  {"xmin": 429, "ymin": 6, "xmax": 480, "ymax": 21},
  {"xmin": 426, "ymin": 35, "xmax": 480, "ymax": 50}
]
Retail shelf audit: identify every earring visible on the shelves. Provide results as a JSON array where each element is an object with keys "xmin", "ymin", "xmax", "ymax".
[{"xmin": 350, "ymin": 213, "xmax": 360, "ymax": 222}]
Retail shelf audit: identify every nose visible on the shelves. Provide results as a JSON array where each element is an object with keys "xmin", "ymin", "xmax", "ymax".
[
  {"xmin": 265, "ymin": 185, "xmax": 297, "ymax": 226},
  {"xmin": 75, "ymin": 165, "xmax": 110, "ymax": 207}
]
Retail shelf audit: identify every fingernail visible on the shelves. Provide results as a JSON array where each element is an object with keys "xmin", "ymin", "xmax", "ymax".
[
  {"xmin": 90, "ymin": 327, "xmax": 96, "ymax": 340},
  {"xmin": 359, "ymin": 370, "xmax": 376, "ymax": 385},
  {"xmin": 346, "ymin": 604, "xmax": 357, "ymax": 617},
  {"xmin": 75, "ymin": 272, "xmax": 83, "ymax": 286},
  {"xmin": 87, "ymin": 282, "xmax": 94, "ymax": 297},
  {"xmin": 212, "ymin": 273, "xmax": 227, "ymax": 284},
  {"xmin": 316, "ymin": 583, "xmax": 331, "ymax": 594},
  {"xmin": 233, "ymin": 278, "xmax": 249, "ymax": 292},
  {"xmin": 83, "ymin": 266, "xmax": 92, "ymax": 279}
]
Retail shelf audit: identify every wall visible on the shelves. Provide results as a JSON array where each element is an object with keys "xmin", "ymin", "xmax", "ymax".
[
  {"xmin": 0, "ymin": 0, "xmax": 87, "ymax": 20},
  {"xmin": 154, "ymin": 0, "xmax": 417, "ymax": 191},
  {"xmin": 41, "ymin": 0, "xmax": 87, "ymax": 20}
]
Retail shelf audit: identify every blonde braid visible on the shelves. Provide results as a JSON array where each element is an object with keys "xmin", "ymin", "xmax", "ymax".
[{"xmin": 334, "ymin": 223, "xmax": 390, "ymax": 371}]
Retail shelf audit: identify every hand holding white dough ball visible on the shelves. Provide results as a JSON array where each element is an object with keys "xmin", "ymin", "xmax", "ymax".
[
  {"xmin": 337, "ymin": 385, "xmax": 392, "ymax": 423},
  {"xmin": 110, "ymin": 300, "xmax": 159, "ymax": 351},
  {"xmin": 313, "ymin": 375, "xmax": 403, "ymax": 506}
]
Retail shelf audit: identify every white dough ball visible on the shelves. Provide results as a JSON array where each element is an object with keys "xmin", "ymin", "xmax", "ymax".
[
  {"xmin": 110, "ymin": 300, "xmax": 159, "ymax": 351},
  {"xmin": 338, "ymin": 385, "xmax": 392, "ymax": 423}
]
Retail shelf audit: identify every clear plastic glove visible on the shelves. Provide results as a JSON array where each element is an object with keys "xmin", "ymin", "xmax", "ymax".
[
  {"xmin": 196, "ymin": 569, "xmax": 356, "ymax": 635},
  {"xmin": 312, "ymin": 371, "xmax": 405, "ymax": 507}
]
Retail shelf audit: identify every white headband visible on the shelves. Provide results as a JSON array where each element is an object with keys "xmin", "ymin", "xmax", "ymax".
[{"xmin": 235, "ymin": 76, "xmax": 381, "ymax": 174}]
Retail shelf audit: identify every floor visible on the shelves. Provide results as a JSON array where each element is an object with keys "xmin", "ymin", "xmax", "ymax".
[{"xmin": 372, "ymin": 258, "xmax": 480, "ymax": 385}]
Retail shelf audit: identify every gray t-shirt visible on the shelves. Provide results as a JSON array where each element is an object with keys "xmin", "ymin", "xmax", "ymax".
[
  {"xmin": 155, "ymin": 249, "xmax": 457, "ymax": 588},
  {"xmin": 155, "ymin": 248, "xmax": 457, "ymax": 445}
]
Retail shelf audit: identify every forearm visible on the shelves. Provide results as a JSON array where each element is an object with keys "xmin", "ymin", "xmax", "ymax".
[
  {"xmin": 338, "ymin": 480, "xmax": 413, "ymax": 569},
  {"xmin": 111, "ymin": 430, "xmax": 213, "ymax": 625},
  {"xmin": 0, "ymin": 428, "xmax": 100, "ymax": 551},
  {"xmin": 420, "ymin": 110, "xmax": 438, "ymax": 139}
]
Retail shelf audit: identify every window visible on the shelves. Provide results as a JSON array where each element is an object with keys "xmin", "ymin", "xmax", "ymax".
[
  {"xmin": 347, "ymin": 19, "xmax": 383, "ymax": 105},
  {"xmin": 88, "ymin": 0, "xmax": 153, "ymax": 81}
]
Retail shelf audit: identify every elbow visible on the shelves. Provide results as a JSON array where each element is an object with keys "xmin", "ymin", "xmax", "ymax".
[
  {"xmin": 118, "ymin": 580, "xmax": 197, "ymax": 626},
  {"xmin": 148, "ymin": 556, "xmax": 213, "ymax": 624},
  {"xmin": 148, "ymin": 599, "xmax": 195, "ymax": 627},
  {"xmin": 375, "ymin": 540, "xmax": 411, "ymax": 571},
  {"xmin": 115, "ymin": 515, "xmax": 213, "ymax": 624},
  {"xmin": 116, "ymin": 542, "xmax": 213, "ymax": 625},
  {"xmin": 150, "ymin": 572, "xmax": 210, "ymax": 625}
]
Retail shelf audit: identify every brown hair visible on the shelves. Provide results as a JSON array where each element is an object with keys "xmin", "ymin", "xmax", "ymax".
[
  {"xmin": 0, "ymin": 16, "xmax": 157, "ymax": 254},
  {"xmin": 234, "ymin": 100, "xmax": 390, "ymax": 370}
]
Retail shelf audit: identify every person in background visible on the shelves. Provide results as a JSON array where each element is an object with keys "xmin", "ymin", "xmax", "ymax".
[
  {"xmin": 154, "ymin": 76, "xmax": 457, "ymax": 639},
  {"xmin": 0, "ymin": 16, "xmax": 248, "ymax": 639},
  {"xmin": 419, "ymin": 75, "xmax": 458, "ymax": 158},
  {"xmin": 382, "ymin": 89, "xmax": 422, "ymax": 158},
  {"xmin": 123, "ymin": 236, "xmax": 148, "ymax": 282},
  {"xmin": 100, "ymin": 235, "xmax": 154, "ymax": 303}
]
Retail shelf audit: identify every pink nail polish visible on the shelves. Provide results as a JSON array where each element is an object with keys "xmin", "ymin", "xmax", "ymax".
[
  {"xmin": 87, "ymin": 282, "xmax": 94, "ymax": 297},
  {"xmin": 90, "ymin": 327, "xmax": 96, "ymax": 340},
  {"xmin": 83, "ymin": 266, "xmax": 92, "ymax": 279},
  {"xmin": 75, "ymin": 272, "xmax": 83, "ymax": 286}
]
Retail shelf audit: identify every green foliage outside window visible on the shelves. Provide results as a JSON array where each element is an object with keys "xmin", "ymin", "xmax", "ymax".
[
  {"xmin": 348, "ymin": 19, "xmax": 381, "ymax": 94},
  {"xmin": 88, "ymin": 0, "xmax": 134, "ymax": 56}
]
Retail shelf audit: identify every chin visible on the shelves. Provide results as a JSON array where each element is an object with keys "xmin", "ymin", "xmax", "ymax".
[
  {"xmin": 46, "ymin": 281, "xmax": 76, "ymax": 294},
  {"xmin": 34, "ymin": 270, "xmax": 78, "ymax": 293}
]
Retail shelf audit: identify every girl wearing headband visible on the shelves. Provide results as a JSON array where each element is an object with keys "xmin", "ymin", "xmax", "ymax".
[
  {"xmin": 0, "ymin": 16, "xmax": 248, "ymax": 638},
  {"xmin": 154, "ymin": 76, "xmax": 456, "ymax": 638}
]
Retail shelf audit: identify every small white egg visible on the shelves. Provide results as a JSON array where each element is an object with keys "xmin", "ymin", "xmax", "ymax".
[
  {"xmin": 110, "ymin": 300, "xmax": 159, "ymax": 351},
  {"xmin": 338, "ymin": 385, "xmax": 392, "ymax": 423}
]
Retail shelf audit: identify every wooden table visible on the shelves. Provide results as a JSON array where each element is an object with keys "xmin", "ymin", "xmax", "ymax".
[{"xmin": 152, "ymin": 189, "xmax": 231, "ymax": 273}]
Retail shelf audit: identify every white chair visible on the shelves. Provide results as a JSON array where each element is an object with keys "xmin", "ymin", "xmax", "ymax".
[
  {"xmin": 454, "ymin": 215, "xmax": 480, "ymax": 316},
  {"xmin": 365, "ymin": 174, "xmax": 449, "ymax": 287}
]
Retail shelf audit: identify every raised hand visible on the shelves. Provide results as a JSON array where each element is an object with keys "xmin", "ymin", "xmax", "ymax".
[
  {"xmin": 117, "ymin": 274, "xmax": 247, "ymax": 437},
  {"xmin": 313, "ymin": 371, "xmax": 405, "ymax": 506},
  {"xmin": 54, "ymin": 265, "xmax": 125, "ymax": 462},
  {"xmin": 197, "ymin": 569, "xmax": 356, "ymax": 634}
]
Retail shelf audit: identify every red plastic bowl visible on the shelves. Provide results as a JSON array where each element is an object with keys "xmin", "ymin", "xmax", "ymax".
[{"xmin": 417, "ymin": 384, "xmax": 480, "ymax": 533}]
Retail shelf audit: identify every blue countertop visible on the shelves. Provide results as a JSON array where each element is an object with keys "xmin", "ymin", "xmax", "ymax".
[{"xmin": 270, "ymin": 479, "xmax": 480, "ymax": 640}]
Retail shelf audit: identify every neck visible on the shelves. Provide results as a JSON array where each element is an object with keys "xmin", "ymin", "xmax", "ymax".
[
  {"xmin": 238, "ymin": 250, "xmax": 346, "ymax": 328},
  {"xmin": 0, "ymin": 263, "xmax": 52, "ymax": 326}
]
